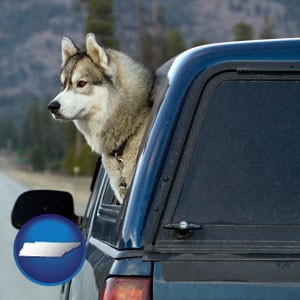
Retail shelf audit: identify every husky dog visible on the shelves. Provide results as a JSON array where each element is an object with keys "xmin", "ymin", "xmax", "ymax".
[{"xmin": 48, "ymin": 33, "xmax": 154, "ymax": 203}]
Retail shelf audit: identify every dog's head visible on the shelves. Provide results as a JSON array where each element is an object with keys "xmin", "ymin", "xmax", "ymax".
[{"xmin": 48, "ymin": 33, "xmax": 113, "ymax": 121}]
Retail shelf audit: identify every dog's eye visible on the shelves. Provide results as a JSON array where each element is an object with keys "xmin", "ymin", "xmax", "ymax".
[{"xmin": 77, "ymin": 81, "xmax": 87, "ymax": 88}]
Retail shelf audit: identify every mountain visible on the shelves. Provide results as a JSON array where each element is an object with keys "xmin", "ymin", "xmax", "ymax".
[
  {"xmin": 115, "ymin": 0, "xmax": 300, "ymax": 55},
  {"xmin": 0, "ymin": 0, "xmax": 84, "ymax": 125},
  {"xmin": 1, "ymin": 0, "xmax": 300, "ymax": 128},
  {"xmin": 177, "ymin": 0, "xmax": 299, "ymax": 44}
]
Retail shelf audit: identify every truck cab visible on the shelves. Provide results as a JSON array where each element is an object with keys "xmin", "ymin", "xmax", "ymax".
[{"xmin": 13, "ymin": 39, "xmax": 300, "ymax": 299}]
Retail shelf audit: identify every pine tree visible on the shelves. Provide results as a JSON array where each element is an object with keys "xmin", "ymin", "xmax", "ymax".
[
  {"xmin": 233, "ymin": 21, "xmax": 254, "ymax": 41},
  {"xmin": 192, "ymin": 38, "xmax": 208, "ymax": 47},
  {"xmin": 259, "ymin": 16, "xmax": 277, "ymax": 39},
  {"xmin": 78, "ymin": 0, "xmax": 117, "ymax": 48},
  {"xmin": 21, "ymin": 102, "xmax": 40, "ymax": 151},
  {"xmin": 20, "ymin": 99, "xmax": 66, "ymax": 171},
  {"xmin": 0, "ymin": 118, "xmax": 18, "ymax": 151},
  {"xmin": 61, "ymin": 143, "xmax": 98, "ymax": 176},
  {"xmin": 21, "ymin": 101, "xmax": 45, "ymax": 170},
  {"xmin": 164, "ymin": 28, "xmax": 186, "ymax": 61},
  {"xmin": 151, "ymin": 0, "xmax": 166, "ymax": 67}
]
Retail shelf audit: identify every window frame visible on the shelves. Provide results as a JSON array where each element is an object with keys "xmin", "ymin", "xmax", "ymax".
[{"xmin": 87, "ymin": 166, "xmax": 122, "ymax": 245}]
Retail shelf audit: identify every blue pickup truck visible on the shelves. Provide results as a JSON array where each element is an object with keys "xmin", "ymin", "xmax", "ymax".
[{"xmin": 12, "ymin": 39, "xmax": 300, "ymax": 299}]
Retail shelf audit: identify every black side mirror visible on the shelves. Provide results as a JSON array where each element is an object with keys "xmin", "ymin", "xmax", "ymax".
[{"xmin": 11, "ymin": 190, "xmax": 79, "ymax": 229}]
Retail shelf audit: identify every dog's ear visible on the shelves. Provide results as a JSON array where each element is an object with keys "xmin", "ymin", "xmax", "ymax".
[
  {"xmin": 86, "ymin": 33, "xmax": 109, "ymax": 70},
  {"xmin": 61, "ymin": 37, "xmax": 78, "ymax": 66}
]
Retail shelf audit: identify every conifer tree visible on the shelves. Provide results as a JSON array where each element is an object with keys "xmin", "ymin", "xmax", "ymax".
[
  {"xmin": 259, "ymin": 16, "xmax": 277, "ymax": 39},
  {"xmin": 164, "ymin": 28, "xmax": 186, "ymax": 61},
  {"xmin": 233, "ymin": 21, "xmax": 254, "ymax": 41},
  {"xmin": 78, "ymin": 0, "xmax": 117, "ymax": 48},
  {"xmin": 192, "ymin": 38, "xmax": 208, "ymax": 47},
  {"xmin": 21, "ymin": 102, "xmax": 45, "ymax": 170},
  {"xmin": 0, "ymin": 118, "xmax": 18, "ymax": 151}
]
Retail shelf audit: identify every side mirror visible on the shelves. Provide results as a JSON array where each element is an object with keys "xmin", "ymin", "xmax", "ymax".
[{"xmin": 11, "ymin": 190, "xmax": 80, "ymax": 229}]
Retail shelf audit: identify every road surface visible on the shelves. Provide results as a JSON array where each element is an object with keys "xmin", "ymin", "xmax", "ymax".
[{"xmin": 0, "ymin": 171, "xmax": 60, "ymax": 299}]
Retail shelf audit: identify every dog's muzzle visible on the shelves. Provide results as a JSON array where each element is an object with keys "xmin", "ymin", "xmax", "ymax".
[{"xmin": 48, "ymin": 101, "xmax": 61, "ymax": 114}]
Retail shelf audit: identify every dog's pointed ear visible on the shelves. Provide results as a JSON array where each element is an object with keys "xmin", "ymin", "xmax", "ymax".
[
  {"xmin": 61, "ymin": 37, "xmax": 78, "ymax": 66},
  {"xmin": 86, "ymin": 33, "xmax": 109, "ymax": 70}
]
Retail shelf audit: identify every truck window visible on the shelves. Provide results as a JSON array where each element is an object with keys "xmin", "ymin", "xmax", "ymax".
[{"xmin": 158, "ymin": 73, "xmax": 300, "ymax": 250}]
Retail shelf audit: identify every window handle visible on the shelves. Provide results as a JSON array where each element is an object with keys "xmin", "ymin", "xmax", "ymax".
[{"xmin": 163, "ymin": 221, "xmax": 203, "ymax": 238}]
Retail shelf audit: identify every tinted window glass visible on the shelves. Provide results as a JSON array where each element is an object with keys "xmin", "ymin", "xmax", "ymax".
[{"xmin": 174, "ymin": 80, "xmax": 300, "ymax": 226}]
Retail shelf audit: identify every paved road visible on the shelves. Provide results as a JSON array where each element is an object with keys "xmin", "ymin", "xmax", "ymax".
[{"xmin": 0, "ymin": 171, "xmax": 60, "ymax": 299}]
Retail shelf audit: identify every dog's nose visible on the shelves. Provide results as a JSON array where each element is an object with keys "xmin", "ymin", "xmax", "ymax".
[{"xmin": 48, "ymin": 101, "xmax": 61, "ymax": 114}]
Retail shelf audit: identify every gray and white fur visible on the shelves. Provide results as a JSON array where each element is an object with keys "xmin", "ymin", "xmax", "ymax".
[{"xmin": 48, "ymin": 33, "xmax": 154, "ymax": 203}]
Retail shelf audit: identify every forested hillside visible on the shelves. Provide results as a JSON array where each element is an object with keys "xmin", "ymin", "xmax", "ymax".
[
  {"xmin": 1, "ymin": 0, "xmax": 300, "ymax": 174},
  {"xmin": 0, "ymin": 0, "xmax": 84, "ymax": 124},
  {"xmin": 2, "ymin": 0, "xmax": 300, "ymax": 115}
]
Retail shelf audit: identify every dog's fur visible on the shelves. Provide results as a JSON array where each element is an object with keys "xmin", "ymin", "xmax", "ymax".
[{"xmin": 48, "ymin": 33, "xmax": 154, "ymax": 203}]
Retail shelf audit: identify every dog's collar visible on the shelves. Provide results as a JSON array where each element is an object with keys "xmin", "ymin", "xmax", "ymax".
[{"xmin": 110, "ymin": 140, "xmax": 127, "ymax": 157}]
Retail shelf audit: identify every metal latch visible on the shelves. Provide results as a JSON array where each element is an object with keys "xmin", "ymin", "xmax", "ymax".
[{"xmin": 163, "ymin": 221, "xmax": 203, "ymax": 239}]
